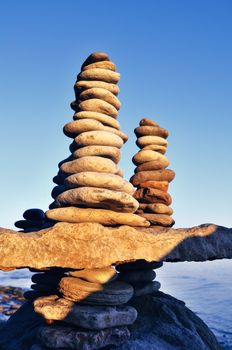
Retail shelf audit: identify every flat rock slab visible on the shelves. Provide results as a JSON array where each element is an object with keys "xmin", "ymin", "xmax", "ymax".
[
  {"xmin": 0, "ymin": 223, "xmax": 232, "ymax": 270},
  {"xmin": 34, "ymin": 295, "xmax": 137, "ymax": 329}
]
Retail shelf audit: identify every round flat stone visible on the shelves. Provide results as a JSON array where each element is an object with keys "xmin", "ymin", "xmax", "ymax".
[
  {"xmin": 75, "ymin": 80, "xmax": 119, "ymax": 95},
  {"xmin": 81, "ymin": 52, "xmax": 110, "ymax": 69},
  {"xmin": 73, "ymin": 111, "xmax": 120, "ymax": 129},
  {"xmin": 34, "ymin": 295, "xmax": 137, "ymax": 330},
  {"xmin": 79, "ymin": 88, "xmax": 121, "ymax": 110},
  {"xmin": 135, "ymin": 125, "xmax": 168, "ymax": 138},
  {"xmin": 140, "ymin": 213, "xmax": 175, "ymax": 227},
  {"xmin": 59, "ymin": 277, "xmax": 134, "ymax": 305},
  {"xmin": 60, "ymin": 156, "xmax": 118, "ymax": 174},
  {"xmin": 130, "ymin": 169, "xmax": 175, "ymax": 186},
  {"xmin": 132, "ymin": 150, "xmax": 169, "ymax": 165},
  {"xmin": 132, "ymin": 281, "xmax": 161, "ymax": 296},
  {"xmin": 137, "ymin": 135, "xmax": 168, "ymax": 148},
  {"xmin": 73, "ymin": 145, "xmax": 121, "ymax": 163},
  {"xmin": 64, "ymin": 172, "xmax": 134, "ymax": 194},
  {"xmin": 77, "ymin": 99, "xmax": 118, "ymax": 118},
  {"xmin": 14, "ymin": 220, "xmax": 44, "ymax": 229},
  {"xmin": 119, "ymin": 269, "xmax": 156, "ymax": 283},
  {"xmin": 69, "ymin": 267, "xmax": 117, "ymax": 283},
  {"xmin": 75, "ymin": 130, "xmax": 123, "ymax": 148},
  {"xmin": 55, "ymin": 187, "xmax": 139, "ymax": 213},
  {"xmin": 139, "ymin": 181, "xmax": 169, "ymax": 192},
  {"xmin": 78, "ymin": 68, "xmax": 120, "ymax": 84},
  {"xmin": 45, "ymin": 207, "xmax": 149, "ymax": 227},
  {"xmin": 143, "ymin": 144, "xmax": 167, "ymax": 154},
  {"xmin": 116, "ymin": 261, "xmax": 163, "ymax": 272},
  {"xmin": 32, "ymin": 273, "xmax": 65, "ymax": 286},
  {"xmin": 135, "ymin": 159, "xmax": 170, "ymax": 172},
  {"xmin": 51, "ymin": 185, "xmax": 65, "ymax": 199},
  {"xmin": 31, "ymin": 284, "xmax": 56, "ymax": 293},
  {"xmin": 23, "ymin": 208, "xmax": 45, "ymax": 221},
  {"xmin": 83, "ymin": 60, "xmax": 116, "ymax": 71},
  {"xmin": 134, "ymin": 187, "xmax": 172, "ymax": 206},
  {"xmin": 139, "ymin": 118, "xmax": 159, "ymax": 127}
]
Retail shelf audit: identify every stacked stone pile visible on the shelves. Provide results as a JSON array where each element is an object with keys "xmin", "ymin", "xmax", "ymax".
[
  {"xmin": 47, "ymin": 52, "xmax": 149, "ymax": 228},
  {"xmin": 130, "ymin": 118, "xmax": 175, "ymax": 227},
  {"xmin": 30, "ymin": 266, "xmax": 138, "ymax": 349}
]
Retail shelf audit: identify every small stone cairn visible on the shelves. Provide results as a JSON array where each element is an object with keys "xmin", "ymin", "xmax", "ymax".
[
  {"xmin": 21, "ymin": 53, "xmax": 165, "ymax": 350},
  {"xmin": 130, "ymin": 118, "xmax": 175, "ymax": 227}
]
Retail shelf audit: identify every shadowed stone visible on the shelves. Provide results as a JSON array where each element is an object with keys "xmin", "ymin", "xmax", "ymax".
[
  {"xmin": 69, "ymin": 266, "xmax": 118, "ymax": 283},
  {"xmin": 23, "ymin": 209, "xmax": 45, "ymax": 221},
  {"xmin": 134, "ymin": 187, "xmax": 172, "ymax": 206},
  {"xmin": 132, "ymin": 281, "xmax": 161, "ymax": 296},
  {"xmin": 140, "ymin": 213, "xmax": 175, "ymax": 227},
  {"xmin": 119, "ymin": 269, "xmax": 156, "ymax": 283},
  {"xmin": 139, "ymin": 118, "xmax": 159, "ymax": 126}
]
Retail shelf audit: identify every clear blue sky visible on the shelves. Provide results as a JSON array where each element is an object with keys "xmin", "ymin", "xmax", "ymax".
[{"xmin": 0, "ymin": 0, "xmax": 232, "ymax": 229}]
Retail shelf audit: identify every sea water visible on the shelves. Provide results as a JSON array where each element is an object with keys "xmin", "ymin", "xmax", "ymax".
[{"xmin": 0, "ymin": 260, "xmax": 231, "ymax": 349}]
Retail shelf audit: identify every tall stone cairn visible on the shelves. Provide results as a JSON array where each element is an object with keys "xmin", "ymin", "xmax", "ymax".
[
  {"xmin": 130, "ymin": 118, "xmax": 175, "ymax": 227},
  {"xmin": 46, "ymin": 52, "xmax": 149, "ymax": 228}
]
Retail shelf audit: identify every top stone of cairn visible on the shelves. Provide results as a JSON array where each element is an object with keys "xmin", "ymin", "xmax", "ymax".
[{"xmin": 46, "ymin": 52, "xmax": 150, "ymax": 227}]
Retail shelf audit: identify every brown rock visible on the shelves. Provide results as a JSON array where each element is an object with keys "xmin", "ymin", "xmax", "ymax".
[
  {"xmin": 59, "ymin": 277, "xmax": 134, "ymax": 305},
  {"xmin": 139, "ymin": 181, "xmax": 169, "ymax": 192},
  {"xmin": 34, "ymin": 295, "xmax": 137, "ymax": 330},
  {"xmin": 132, "ymin": 150, "xmax": 169, "ymax": 165},
  {"xmin": 146, "ymin": 203, "xmax": 173, "ymax": 215},
  {"xmin": 60, "ymin": 156, "xmax": 118, "ymax": 174},
  {"xmin": 64, "ymin": 119, "xmax": 127, "ymax": 141},
  {"xmin": 46, "ymin": 207, "xmax": 149, "ymax": 227},
  {"xmin": 81, "ymin": 52, "xmax": 110, "ymax": 69},
  {"xmin": 137, "ymin": 135, "xmax": 168, "ymax": 148},
  {"xmin": 143, "ymin": 144, "xmax": 167, "ymax": 154},
  {"xmin": 0, "ymin": 223, "xmax": 232, "ymax": 270},
  {"xmin": 83, "ymin": 61, "xmax": 116, "ymax": 71},
  {"xmin": 31, "ymin": 283, "xmax": 56, "ymax": 292},
  {"xmin": 79, "ymin": 88, "xmax": 121, "ymax": 109},
  {"xmin": 69, "ymin": 267, "xmax": 117, "ymax": 283},
  {"xmin": 134, "ymin": 187, "xmax": 172, "ymax": 206},
  {"xmin": 73, "ymin": 145, "xmax": 121, "ymax": 163},
  {"xmin": 73, "ymin": 99, "xmax": 118, "ymax": 118},
  {"xmin": 78, "ymin": 68, "xmax": 120, "ymax": 84},
  {"xmin": 130, "ymin": 169, "xmax": 175, "ymax": 186},
  {"xmin": 75, "ymin": 130, "xmax": 123, "ymax": 148},
  {"xmin": 135, "ymin": 159, "xmax": 170, "ymax": 172},
  {"xmin": 140, "ymin": 213, "xmax": 175, "ymax": 227},
  {"xmin": 135, "ymin": 126, "xmax": 169, "ymax": 138},
  {"xmin": 64, "ymin": 172, "xmax": 134, "ymax": 194},
  {"xmin": 139, "ymin": 118, "xmax": 159, "ymax": 127},
  {"xmin": 75, "ymin": 80, "xmax": 119, "ymax": 95},
  {"xmin": 55, "ymin": 187, "xmax": 139, "ymax": 213},
  {"xmin": 37, "ymin": 325, "xmax": 130, "ymax": 350},
  {"xmin": 73, "ymin": 111, "xmax": 120, "ymax": 129}
]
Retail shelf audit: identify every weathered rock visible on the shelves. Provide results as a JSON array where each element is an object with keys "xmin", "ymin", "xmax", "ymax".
[
  {"xmin": 64, "ymin": 119, "xmax": 127, "ymax": 141},
  {"xmin": 76, "ymin": 99, "xmax": 118, "ymax": 118},
  {"xmin": 75, "ymin": 130, "xmax": 123, "ymax": 148},
  {"xmin": 59, "ymin": 277, "xmax": 134, "ymax": 305},
  {"xmin": 81, "ymin": 52, "xmax": 110, "ymax": 69},
  {"xmin": 53, "ymin": 173, "xmax": 67, "ymax": 185},
  {"xmin": 0, "ymin": 293, "xmax": 222, "ymax": 350},
  {"xmin": 60, "ymin": 156, "xmax": 118, "ymax": 174},
  {"xmin": 38, "ymin": 325, "xmax": 130, "ymax": 350},
  {"xmin": 34, "ymin": 295, "xmax": 137, "ymax": 329},
  {"xmin": 55, "ymin": 187, "xmax": 139, "ymax": 213},
  {"xmin": 134, "ymin": 187, "xmax": 172, "ymax": 206},
  {"xmin": 46, "ymin": 207, "xmax": 149, "ymax": 227},
  {"xmin": 143, "ymin": 144, "xmax": 167, "ymax": 154},
  {"xmin": 0, "ymin": 223, "xmax": 232, "ymax": 270},
  {"xmin": 79, "ymin": 88, "xmax": 121, "ymax": 109},
  {"xmin": 14, "ymin": 220, "xmax": 44, "ymax": 230},
  {"xmin": 135, "ymin": 126, "xmax": 169, "ymax": 138},
  {"xmin": 119, "ymin": 269, "xmax": 156, "ymax": 283},
  {"xmin": 64, "ymin": 172, "xmax": 134, "ymax": 194},
  {"xmin": 132, "ymin": 281, "xmax": 161, "ymax": 296},
  {"xmin": 135, "ymin": 159, "xmax": 170, "ymax": 172},
  {"xmin": 69, "ymin": 266, "xmax": 118, "ymax": 283},
  {"xmin": 75, "ymin": 80, "xmax": 120, "ymax": 95},
  {"xmin": 23, "ymin": 209, "xmax": 45, "ymax": 221},
  {"xmin": 73, "ymin": 111, "xmax": 120, "ymax": 129},
  {"xmin": 72, "ymin": 145, "xmax": 121, "ymax": 163},
  {"xmin": 78, "ymin": 68, "xmax": 120, "ymax": 84},
  {"xmin": 140, "ymin": 213, "xmax": 175, "ymax": 227},
  {"xmin": 130, "ymin": 169, "xmax": 175, "ymax": 186},
  {"xmin": 142, "ymin": 203, "xmax": 174, "ymax": 215},
  {"xmin": 137, "ymin": 135, "xmax": 168, "ymax": 148},
  {"xmin": 132, "ymin": 150, "xmax": 169, "ymax": 165},
  {"xmin": 139, "ymin": 181, "xmax": 169, "ymax": 192},
  {"xmin": 139, "ymin": 118, "xmax": 159, "ymax": 127},
  {"xmin": 83, "ymin": 60, "xmax": 116, "ymax": 71}
]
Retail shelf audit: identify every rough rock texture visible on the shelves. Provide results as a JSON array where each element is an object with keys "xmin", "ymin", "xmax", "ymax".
[
  {"xmin": 0, "ymin": 293, "xmax": 222, "ymax": 350},
  {"xmin": 0, "ymin": 223, "xmax": 231, "ymax": 270}
]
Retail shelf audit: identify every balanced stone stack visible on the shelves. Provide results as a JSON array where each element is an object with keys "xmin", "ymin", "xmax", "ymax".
[
  {"xmin": 130, "ymin": 118, "xmax": 175, "ymax": 227},
  {"xmin": 31, "ymin": 267, "xmax": 138, "ymax": 349},
  {"xmin": 47, "ymin": 52, "xmax": 149, "ymax": 228}
]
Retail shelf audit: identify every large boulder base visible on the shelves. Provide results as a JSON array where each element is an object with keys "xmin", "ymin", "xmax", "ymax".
[
  {"xmin": 0, "ymin": 223, "xmax": 231, "ymax": 270},
  {"xmin": 0, "ymin": 292, "xmax": 222, "ymax": 350}
]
